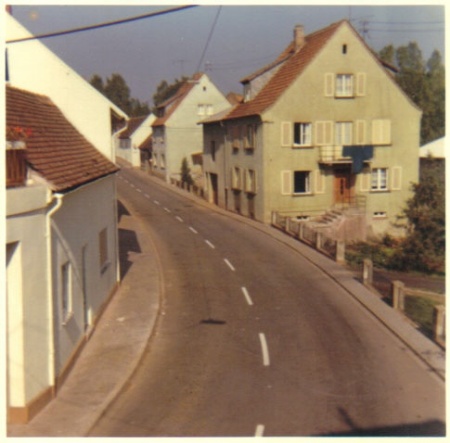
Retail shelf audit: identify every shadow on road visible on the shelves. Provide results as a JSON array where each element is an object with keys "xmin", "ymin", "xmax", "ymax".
[
  {"xmin": 118, "ymin": 200, "xmax": 142, "ymax": 280},
  {"xmin": 319, "ymin": 407, "xmax": 446, "ymax": 436}
]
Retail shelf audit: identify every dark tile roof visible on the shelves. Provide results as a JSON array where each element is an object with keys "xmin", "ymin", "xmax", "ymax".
[
  {"xmin": 118, "ymin": 116, "xmax": 148, "ymax": 139},
  {"xmin": 152, "ymin": 72, "xmax": 204, "ymax": 127},
  {"xmin": 6, "ymin": 85, "xmax": 119, "ymax": 192},
  {"xmin": 222, "ymin": 20, "xmax": 345, "ymax": 121}
]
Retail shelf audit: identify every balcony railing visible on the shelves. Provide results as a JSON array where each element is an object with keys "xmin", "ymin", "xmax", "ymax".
[
  {"xmin": 6, "ymin": 147, "xmax": 27, "ymax": 188},
  {"xmin": 318, "ymin": 145, "xmax": 352, "ymax": 163}
]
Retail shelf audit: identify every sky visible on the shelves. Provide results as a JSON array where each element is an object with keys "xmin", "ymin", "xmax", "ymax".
[{"xmin": 6, "ymin": 2, "xmax": 447, "ymax": 107}]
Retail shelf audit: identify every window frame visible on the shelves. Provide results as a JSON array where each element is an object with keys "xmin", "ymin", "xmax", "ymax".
[
  {"xmin": 335, "ymin": 121, "xmax": 353, "ymax": 146},
  {"xmin": 371, "ymin": 168, "xmax": 389, "ymax": 191},
  {"xmin": 293, "ymin": 122, "xmax": 312, "ymax": 147},
  {"xmin": 293, "ymin": 170, "xmax": 312, "ymax": 195},
  {"xmin": 335, "ymin": 74, "xmax": 354, "ymax": 98}
]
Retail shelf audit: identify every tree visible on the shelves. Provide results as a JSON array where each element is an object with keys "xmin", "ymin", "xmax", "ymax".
[
  {"xmin": 152, "ymin": 76, "xmax": 188, "ymax": 112},
  {"xmin": 378, "ymin": 43, "xmax": 445, "ymax": 145},
  {"xmin": 180, "ymin": 157, "xmax": 194, "ymax": 187},
  {"xmin": 89, "ymin": 73, "xmax": 150, "ymax": 117},
  {"xmin": 393, "ymin": 163, "xmax": 445, "ymax": 274}
]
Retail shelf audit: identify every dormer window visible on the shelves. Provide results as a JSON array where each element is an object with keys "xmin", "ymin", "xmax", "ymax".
[{"xmin": 244, "ymin": 84, "xmax": 251, "ymax": 102}]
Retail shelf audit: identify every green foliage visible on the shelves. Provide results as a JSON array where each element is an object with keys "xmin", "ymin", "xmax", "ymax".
[
  {"xmin": 180, "ymin": 157, "xmax": 194, "ymax": 186},
  {"xmin": 152, "ymin": 77, "xmax": 188, "ymax": 113},
  {"xmin": 89, "ymin": 73, "xmax": 150, "ymax": 117},
  {"xmin": 404, "ymin": 296, "xmax": 440, "ymax": 338},
  {"xmin": 378, "ymin": 43, "xmax": 445, "ymax": 145}
]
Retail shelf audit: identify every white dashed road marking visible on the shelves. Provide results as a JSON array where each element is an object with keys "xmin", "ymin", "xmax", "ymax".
[
  {"xmin": 164, "ymin": 207, "xmax": 171, "ymax": 213},
  {"xmin": 154, "ymin": 200, "xmax": 160, "ymax": 205},
  {"xmin": 224, "ymin": 258, "xmax": 235, "ymax": 271},
  {"xmin": 175, "ymin": 216, "xmax": 184, "ymax": 223},
  {"xmin": 189, "ymin": 227, "xmax": 198, "ymax": 234},
  {"xmin": 241, "ymin": 287, "xmax": 253, "ymax": 306},
  {"xmin": 259, "ymin": 333, "xmax": 270, "ymax": 367},
  {"xmin": 205, "ymin": 240, "xmax": 215, "ymax": 249}
]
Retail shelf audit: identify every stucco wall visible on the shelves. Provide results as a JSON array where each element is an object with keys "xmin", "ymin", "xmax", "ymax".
[
  {"xmin": 262, "ymin": 23, "xmax": 421, "ymax": 232},
  {"xmin": 6, "ymin": 185, "xmax": 51, "ymax": 407},
  {"xmin": 51, "ymin": 175, "xmax": 119, "ymax": 375},
  {"xmin": 6, "ymin": 14, "xmax": 127, "ymax": 162}
]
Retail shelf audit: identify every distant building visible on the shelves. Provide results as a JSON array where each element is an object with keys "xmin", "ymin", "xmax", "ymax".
[
  {"xmin": 202, "ymin": 20, "xmax": 421, "ymax": 239},
  {"xmin": 115, "ymin": 114, "xmax": 156, "ymax": 168},
  {"xmin": 152, "ymin": 72, "xmax": 230, "ymax": 183}
]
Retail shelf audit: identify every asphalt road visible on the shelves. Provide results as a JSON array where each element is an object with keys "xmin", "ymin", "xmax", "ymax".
[{"xmin": 90, "ymin": 167, "xmax": 445, "ymax": 437}]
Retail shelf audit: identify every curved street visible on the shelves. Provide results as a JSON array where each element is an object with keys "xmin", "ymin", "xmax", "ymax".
[{"xmin": 90, "ymin": 166, "xmax": 445, "ymax": 437}]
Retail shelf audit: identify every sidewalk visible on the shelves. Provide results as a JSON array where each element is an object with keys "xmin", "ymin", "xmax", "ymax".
[
  {"xmin": 7, "ymin": 166, "xmax": 445, "ymax": 436},
  {"xmin": 7, "ymin": 198, "xmax": 162, "ymax": 437}
]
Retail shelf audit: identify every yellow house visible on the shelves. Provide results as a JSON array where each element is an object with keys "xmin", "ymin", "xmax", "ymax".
[{"xmin": 202, "ymin": 20, "xmax": 421, "ymax": 239}]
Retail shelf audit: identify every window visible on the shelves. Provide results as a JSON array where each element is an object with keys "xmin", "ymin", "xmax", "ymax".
[
  {"xmin": 371, "ymin": 168, "xmax": 388, "ymax": 191},
  {"xmin": 342, "ymin": 44, "xmax": 347, "ymax": 54},
  {"xmin": 372, "ymin": 119, "xmax": 391, "ymax": 145},
  {"xmin": 206, "ymin": 104, "xmax": 214, "ymax": 116},
  {"xmin": 245, "ymin": 169, "xmax": 257, "ymax": 194},
  {"xmin": 373, "ymin": 211, "xmax": 387, "ymax": 218},
  {"xmin": 210, "ymin": 140, "xmax": 216, "ymax": 162},
  {"xmin": 293, "ymin": 171, "xmax": 311, "ymax": 194},
  {"xmin": 335, "ymin": 122, "xmax": 353, "ymax": 146},
  {"xmin": 232, "ymin": 167, "xmax": 241, "ymax": 189},
  {"xmin": 336, "ymin": 74, "xmax": 354, "ymax": 97},
  {"xmin": 315, "ymin": 121, "xmax": 333, "ymax": 145},
  {"xmin": 99, "ymin": 228, "xmax": 109, "ymax": 271},
  {"xmin": 294, "ymin": 123, "xmax": 312, "ymax": 146},
  {"xmin": 197, "ymin": 104, "xmax": 205, "ymax": 116},
  {"xmin": 61, "ymin": 262, "xmax": 72, "ymax": 323},
  {"xmin": 245, "ymin": 124, "xmax": 256, "ymax": 149},
  {"xmin": 120, "ymin": 139, "xmax": 130, "ymax": 149},
  {"xmin": 231, "ymin": 126, "xmax": 241, "ymax": 150}
]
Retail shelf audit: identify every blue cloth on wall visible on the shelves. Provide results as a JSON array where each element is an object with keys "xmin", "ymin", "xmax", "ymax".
[{"xmin": 342, "ymin": 145, "xmax": 374, "ymax": 174}]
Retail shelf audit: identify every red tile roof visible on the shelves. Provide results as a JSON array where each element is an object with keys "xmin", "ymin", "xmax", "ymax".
[
  {"xmin": 152, "ymin": 72, "xmax": 204, "ymax": 127},
  {"xmin": 118, "ymin": 116, "xmax": 148, "ymax": 139},
  {"xmin": 6, "ymin": 85, "xmax": 119, "ymax": 192},
  {"xmin": 222, "ymin": 20, "xmax": 345, "ymax": 121}
]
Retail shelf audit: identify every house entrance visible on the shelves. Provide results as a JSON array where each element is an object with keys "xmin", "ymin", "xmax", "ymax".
[
  {"xmin": 333, "ymin": 166, "xmax": 355, "ymax": 206},
  {"xmin": 210, "ymin": 173, "xmax": 219, "ymax": 205}
]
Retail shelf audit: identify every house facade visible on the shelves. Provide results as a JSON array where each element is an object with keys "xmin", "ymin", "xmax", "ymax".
[
  {"xmin": 202, "ymin": 21, "xmax": 421, "ymax": 238},
  {"xmin": 152, "ymin": 72, "xmax": 230, "ymax": 183},
  {"xmin": 115, "ymin": 114, "xmax": 156, "ymax": 168},
  {"xmin": 5, "ymin": 11, "xmax": 126, "ymax": 424},
  {"xmin": 6, "ymin": 85, "xmax": 120, "ymax": 424}
]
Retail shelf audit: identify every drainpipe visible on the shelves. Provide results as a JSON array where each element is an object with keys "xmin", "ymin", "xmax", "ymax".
[{"xmin": 45, "ymin": 192, "xmax": 64, "ymax": 393}]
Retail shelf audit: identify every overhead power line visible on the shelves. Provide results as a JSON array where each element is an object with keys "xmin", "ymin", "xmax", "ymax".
[
  {"xmin": 195, "ymin": 6, "xmax": 222, "ymax": 73},
  {"xmin": 7, "ymin": 5, "xmax": 198, "ymax": 44}
]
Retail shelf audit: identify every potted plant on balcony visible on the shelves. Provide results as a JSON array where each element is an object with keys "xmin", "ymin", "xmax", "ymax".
[{"xmin": 6, "ymin": 126, "xmax": 32, "ymax": 149}]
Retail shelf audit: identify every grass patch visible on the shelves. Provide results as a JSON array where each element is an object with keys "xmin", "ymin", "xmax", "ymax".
[{"xmin": 404, "ymin": 296, "xmax": 441, "ymax": 338}]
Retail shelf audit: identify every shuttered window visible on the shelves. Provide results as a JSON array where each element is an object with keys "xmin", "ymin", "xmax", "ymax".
[
  {"xmin": 372, "ymin": 119, "xmax": 391, "ymax": 145},
  {"xmin": 356, "ymin": 72, "xmax": 366, "ymax": 96},
  {"xmin": 314, "ymin": 169, "xmax": 325, "ymax": 194},
  {"xmin": 391, "ymin": 166, "xmax": 402, "ymax": 190},
  {"xmin": 315, "ymin": 121, "xmax": 333, "ymax": 145},
  {"xmin": 245, "ymin": 169, "xmax": 257, "ymax": 194},
  {"xmin": 231, "ymin": 167, "xmax": 242, "ymax": 189},
  {"xmin": 281, "ymin": 170, "xmax": 292, "ymax": 195},
  {"xmin": 281, "ymin": 122, "xmax": 292, "ymax": 147},
  {"xmin": 355, "ymin": 120, "xmax": 366, "ymax": 145},
  {"xmin": 324, "ymin": 73, "xmax": 334, "ymax": 97}
]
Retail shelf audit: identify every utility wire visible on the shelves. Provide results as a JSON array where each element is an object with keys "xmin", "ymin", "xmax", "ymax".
[
  {"xmin": 7, "ymin": 5, "xmax": 198, "ymax": 44},
  {"xmin": 195, "ymin": 5, "xmax": 222, "ymax": 73}
]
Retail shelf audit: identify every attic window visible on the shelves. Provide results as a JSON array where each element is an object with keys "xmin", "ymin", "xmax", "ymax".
[{"xmin": 342, "ymin": 44, "xmax": 347, "ymax": 54}]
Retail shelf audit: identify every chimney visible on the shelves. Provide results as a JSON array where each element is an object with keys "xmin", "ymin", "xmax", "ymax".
[{"xmin": 293, "ymin": 25, "xmax": 305, "ymax": 51}]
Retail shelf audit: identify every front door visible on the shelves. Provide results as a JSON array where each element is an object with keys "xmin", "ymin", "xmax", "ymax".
[
  {"xmin": 210, "ymin": 173, "xmax": 219, "ymax": 205},
  {"xmin": 334, "ymin": 167, "xmax": 354, "ymax": 206}
]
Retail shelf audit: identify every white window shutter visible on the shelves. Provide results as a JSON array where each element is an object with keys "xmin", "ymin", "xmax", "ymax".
[
  {"xmin": 324, "ymin": 73, "xmax": 334, "ymax": 97},
  {"xmin": 356, "ymin": 72, "xmax": 366, "ymax": 96},
  {"xmin": 391, "ymin": 166, "xmax": 402, "ymax": 190},
  {"xmin": 281, "ymin": 170, "xmax": 292, "ymax": 195},
  {"xmin": 314, "ymin": 170, "xmax": 325, "ymax": 194},
  {"xmin": 281, "ymin": 122, "xmax": 292, "ymax": 147},
  {"xmin": 355, "ymin": 120, "xmax": 366, "ymax": 145},
  {"xmin": 315, "ymin": 121, "xmax": 333, "ymax": 145}
]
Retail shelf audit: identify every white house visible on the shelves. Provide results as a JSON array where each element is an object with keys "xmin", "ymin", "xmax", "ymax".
[
  {"xmin": 5, "ymin": 11, "xmax": 127, "ymax": 424},
  {"xmin": 152, "ymin": 72, "xmax": 230, "ymax": 183},
  {"xmin": 115, "ymin": 114, "xmax": 156, "ymax": 167},
  {"xmin": 6, "ymin": 12, "xmax": 128, "ymax": 161}
]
